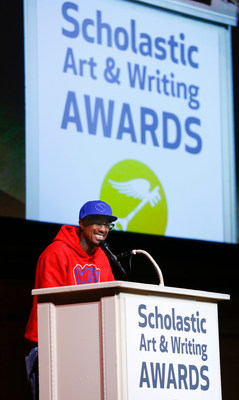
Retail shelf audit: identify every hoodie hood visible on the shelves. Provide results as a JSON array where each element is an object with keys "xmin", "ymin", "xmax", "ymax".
[{"xmin": 52, "ymin": 224, "xmax": 101, "ymax": 259}]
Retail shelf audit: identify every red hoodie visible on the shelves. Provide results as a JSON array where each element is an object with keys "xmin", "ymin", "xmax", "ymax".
[{"xmin": 25, "ymin": 225, "xmax": 114, "ymax": 342}]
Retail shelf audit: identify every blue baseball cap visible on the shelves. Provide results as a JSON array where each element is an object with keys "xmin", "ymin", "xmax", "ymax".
[{"xmin": 79, "ymin": 200, "xmax": 117, "ymax": 222}]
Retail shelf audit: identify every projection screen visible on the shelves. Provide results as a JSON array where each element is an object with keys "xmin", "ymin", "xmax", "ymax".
[{"xmin": 24, "ymin": 0, "xmax": 237, "ymax": 242}]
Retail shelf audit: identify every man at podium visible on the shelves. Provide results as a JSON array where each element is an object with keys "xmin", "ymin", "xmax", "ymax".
[{"xmin": 24, "ymin": 200, "xmax": 118, "ymax": 399}]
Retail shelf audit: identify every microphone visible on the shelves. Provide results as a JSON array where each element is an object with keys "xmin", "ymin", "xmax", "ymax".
[
  {"xmin": 99, "ymin": 240, "xmax": 126, "ymax": 276},
  {"xmin": 117, "ymin": 250, "xmax": 135, "ymax": 258}
]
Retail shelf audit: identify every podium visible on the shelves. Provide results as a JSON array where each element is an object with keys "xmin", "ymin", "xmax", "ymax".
[{"xmin": 33, "ymin": 281, "xmax": 229, "ymax": 399}]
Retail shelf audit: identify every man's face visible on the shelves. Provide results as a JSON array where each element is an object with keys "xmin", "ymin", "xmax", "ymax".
[{"xmin": 79, "ymin": 216, "xmax": 114, "ymax": 247}]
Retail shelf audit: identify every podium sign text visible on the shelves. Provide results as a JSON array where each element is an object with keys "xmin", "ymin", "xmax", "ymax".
[{"xmin": 125, "ymin": 295, "xmax": 221, "ymax": 399}]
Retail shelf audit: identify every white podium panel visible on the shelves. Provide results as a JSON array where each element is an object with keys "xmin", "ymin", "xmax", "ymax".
[
  {"xmin": 33, "ymin": 281, "xmax": 229, "ymax": 399},
  {"xmin": 124, "ymin": 294, "xmax": 221, "ymax": 399}
]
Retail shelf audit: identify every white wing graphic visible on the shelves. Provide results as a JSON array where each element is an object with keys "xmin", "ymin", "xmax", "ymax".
[
  {"xmin": 108, "ymin": 178, "xmax": 161, "ymax": 231},
  {"xmin": 108, "ymin": 178, "xmax": 150, "ymax": 199}
]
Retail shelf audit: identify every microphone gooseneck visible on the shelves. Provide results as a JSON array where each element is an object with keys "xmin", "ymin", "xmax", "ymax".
[
  {"xmin": 99, "ymin": 242, "xmax": 164, "ymax": 285},
  {"xmin": 118, "ymin": 249, "xmax": 164, "ymax": 286}
]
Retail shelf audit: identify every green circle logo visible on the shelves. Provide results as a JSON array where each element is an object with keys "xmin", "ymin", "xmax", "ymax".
[{"xmin": 100, "ymin": 160, "xmax": 167, "ymax": 235}]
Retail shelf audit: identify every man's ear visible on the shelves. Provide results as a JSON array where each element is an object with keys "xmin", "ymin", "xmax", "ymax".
[{"xmin": 79, "ymin": 219, "xmax": 84, "ymax": 230}]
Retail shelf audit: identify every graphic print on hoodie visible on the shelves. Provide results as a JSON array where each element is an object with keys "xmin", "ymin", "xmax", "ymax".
[{"xmin": 73, "ymin": 264, "xmax": 101, "ymax": 284}]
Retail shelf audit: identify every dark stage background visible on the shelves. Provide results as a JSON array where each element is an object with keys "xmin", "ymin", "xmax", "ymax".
[{"xmin": 0, "ymin": 2, "xmax": 238, "ymax": 399}]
